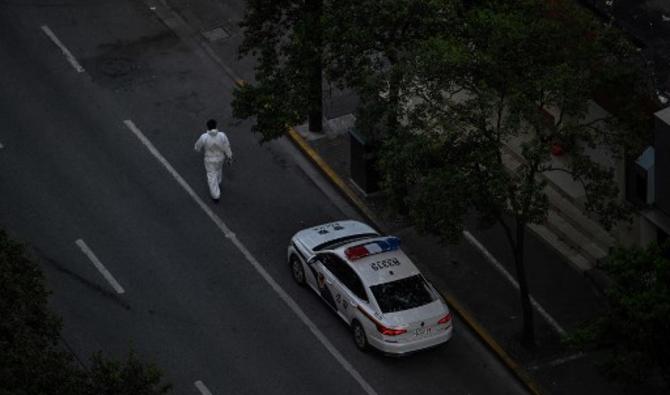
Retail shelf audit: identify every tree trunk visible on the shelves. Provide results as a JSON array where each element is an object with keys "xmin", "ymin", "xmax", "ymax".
[
  {"xmin": 386, "ymin": 64, "xmax": 402, "ymax": 135},
  {"xmin": 306, "ymin": 0, "xmax": 323, "ymax": 134},
  {"xmin": 513, "ymin": 218, "xmax": 535, "ymax": 347}
]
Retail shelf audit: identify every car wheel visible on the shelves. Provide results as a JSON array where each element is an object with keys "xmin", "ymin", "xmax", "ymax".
[
  {"xmin": 290, "ymin": 255, "xmax": 306, "ymax": 286},
  {"xmin": 352, "ymin": 320, "xmax": 368, "ymax": 351}
]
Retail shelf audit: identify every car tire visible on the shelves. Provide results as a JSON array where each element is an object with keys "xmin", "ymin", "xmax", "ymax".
[
  {"xmin": 352, "ymin": 320, "xmax": 369, "ymax": 351},
  {"xmin": 289, "ymin": 255, "xmax": 306, "ymax": 286}
]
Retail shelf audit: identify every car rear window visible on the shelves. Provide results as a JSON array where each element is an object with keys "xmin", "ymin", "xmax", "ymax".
[
  {"xmin": 370, "ymin": 275, "xmax": 436, "ymax": 313},
  {"xmin": 313, "ymin": 233, "xmax": 378, "ymax": 251}
]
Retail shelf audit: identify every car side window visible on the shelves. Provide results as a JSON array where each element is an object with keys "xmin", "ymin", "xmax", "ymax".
[
  {"xmin": 345, "ymin": 271, "xmax": 368, "ymax": 302},
  {"xmin": 319, "ymin": 254, "xmax": 367, "ymax": 302},
  {"xmin": 319, "ymin": 253, "xmax": 339, "ymax": 274}
]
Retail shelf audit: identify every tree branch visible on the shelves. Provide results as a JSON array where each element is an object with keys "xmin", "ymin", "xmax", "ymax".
[
  {"xmin": 555, "ymin": 103, "xmax": 565, "ymax": 129},
  {"xmin": 539, "ymin": 166, "xmax": 589, "ymax": 194},
  {"xmin": 498, "ymin": 215, "xmax": 517, "ymax": 251}
]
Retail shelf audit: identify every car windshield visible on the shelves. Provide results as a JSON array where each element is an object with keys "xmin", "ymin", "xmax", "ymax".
[{"xmin": 370, "ymin": 275, "xmax": 436, "ymax": 313}]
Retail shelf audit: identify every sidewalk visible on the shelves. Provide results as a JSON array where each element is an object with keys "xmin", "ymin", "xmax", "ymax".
[{"xmin": 156, "ymin": 0, "xmax": 664, "ymax": 393}]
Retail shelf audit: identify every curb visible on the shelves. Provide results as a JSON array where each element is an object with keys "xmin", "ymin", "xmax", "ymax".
[
  {"xmin": 287, "ymin": 127, "xmax": 545, "ymax": 395},
  {"xmin": 286, "ymin": 128, "xmax": 385, "ymax": 233}
]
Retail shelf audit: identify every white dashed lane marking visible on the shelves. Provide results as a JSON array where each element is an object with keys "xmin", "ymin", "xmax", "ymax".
[
  {"xmin": 75, "ymin": 239, "xmax": 125, "ymax": 294},
  {"xmin": 124, "ymin": 119, "xmax": 378, "ymax": 395},
  {"xmin": 41, "ymin": 25, "xmax": 85, "ymax": 73},
  {"xmin": 194, "ymin": 381, "xmax": 213, "ymax": 395}
]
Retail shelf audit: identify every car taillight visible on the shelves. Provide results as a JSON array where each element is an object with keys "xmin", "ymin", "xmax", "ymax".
[
  {"xmin": 376, "ymin": 323, "xmax": 407, "ymax": 336},
  {"xmin": 438, "ymin": 312, "xmax": 453, "ymax": 325}
]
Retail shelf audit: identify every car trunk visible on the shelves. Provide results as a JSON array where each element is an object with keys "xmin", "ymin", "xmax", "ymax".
[{"xmin": 382, "ymin": 300, "xmax": 448, "ymax": 342}]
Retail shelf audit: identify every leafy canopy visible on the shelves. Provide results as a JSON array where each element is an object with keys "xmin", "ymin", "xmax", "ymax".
[
  {"xmin": 0, "ymin": 230, "xmax": 171, "ymax": 395},
  {"xmin": 233, "ymin": 0, "xmax": 323, "ymax": 141},
  {"xmin": 567, "ymin": 243, "xmax": 670, "ymax": 388},
  {"xmin": 379, "ymin": 0, "xmax": 651, "ymax": 240}
]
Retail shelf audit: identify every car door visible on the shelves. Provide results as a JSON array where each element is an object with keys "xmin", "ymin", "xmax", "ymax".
[
  {"xmin": 319, "ymin": 254, "xmax": 367, "ymax": 323},
  {"xmin": 312, "ymin": 254, "xmax": 340, "ymax": 312},
  {"xmin": 334, "ymin": 261, "xmax": 368, "ymax": 324}
]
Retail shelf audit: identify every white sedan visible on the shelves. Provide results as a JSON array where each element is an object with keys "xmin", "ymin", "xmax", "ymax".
[{"xmin": 288, "ymin": 220, "xmax": 454, "ymax": 355}]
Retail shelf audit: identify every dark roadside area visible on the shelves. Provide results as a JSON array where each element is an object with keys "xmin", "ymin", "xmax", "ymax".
[
  {"xmin": 160, "ymin": 0, "xmax": 668, "ymax": 393},
  {"xmin": 306, "ymin": 122, "xmax": 665, "ymax": 395},
  {"xmin": 295, "ymin": 1, "xmax": 670, "ymax": 392}
]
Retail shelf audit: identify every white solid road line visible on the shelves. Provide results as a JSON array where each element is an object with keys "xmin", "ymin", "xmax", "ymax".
[
  {"xmin": 75, "ymin": 239, "xmax": 125, "ymax": 294},
  {"xmin": 463, "ymin": 230, "xmax": 566, "ymax": 335},
  {"xmin": 40, "ymin": 25, "xmax": 85, "ymax": 73},
  {"xmin": 528, "ymin": 352, "xmax": 586, "ymax": 371},
  {"xmin": 194, "ymin": 381, "xmax": 213, "ymax": 395},
  {"xmin": 124, "ymin": 120, "xmax": 378, "ymax": 395}
]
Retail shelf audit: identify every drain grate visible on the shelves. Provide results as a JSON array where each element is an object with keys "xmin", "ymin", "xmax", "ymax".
[{"xmin": 201, "ymin": 27, "xmax": 229, "ymax": 42}]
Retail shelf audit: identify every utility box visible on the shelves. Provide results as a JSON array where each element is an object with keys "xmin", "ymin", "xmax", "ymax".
[{"xmin": 349, "ymin": 128, "xmax": 380, "ymax": 194}]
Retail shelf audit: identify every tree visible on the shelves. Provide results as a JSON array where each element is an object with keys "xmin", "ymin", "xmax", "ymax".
[
  {"xmin": 323, "ymin": 0, "xmax": 457, "ymax": 137},
  {"xmin": 86, "ymin": 350, "xmax": 172, "ymax": 395},
  {"xmin": 377, "ymin": 0, "xmax": 653, "ymax": 346},
  {"xmin": 0, "ymin": 229, "xmax": 84, "ymax": 395},
  {"xmin": 567, "ymin": 242, "xmax": 670, "ymax": 389},
  {"xmin": 233, "ymin": 0, "xmax": 457, "ymax": 143},
  {"xmin": 0, "ymin": 230, "xmax": 171, "ymax": 394},
  {"xmin": 233, "ymin": 0, "xmax": 324, "ymax": 140}
]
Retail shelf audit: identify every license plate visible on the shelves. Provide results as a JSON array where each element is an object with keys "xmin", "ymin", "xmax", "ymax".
[{"xmin": 415, "ymin": 327, "xmax": 426, "ymax": 336}]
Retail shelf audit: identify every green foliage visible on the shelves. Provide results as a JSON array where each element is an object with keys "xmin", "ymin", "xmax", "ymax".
[
  {"xmin": 233, "ymin": 0, "xmax": 323, "ymax": 139},
  {"xmin": 323, "ymin": 0, "xmax": 457, "ymax": 85},
  {"xmin": 376, "ymin": 0, "xmax": 653, "ymax": 345},
  {"xmin": 234, "ymin": 0, "xmax": 459, "ymax": 142},
  {"xmin": 0, "ymin": 230, "xmax": 171, "ymax": 394},
  {"xmin": 0, "ymin": 230, "xmax": 83, "ymax": 395},
  {"xmin": 86, "ymin": 350, "xmax": 172, "ymax": 395},
  {"xmin": 0, "ymin": 231, "xmax": 60, "ymax": 343},
  {"xmin": 232, "ymin": 80, "xmax": 303, "ymax": 142},
  {"xmin": 380, "ymin": 0, "xmax": 651, "ymax": 236},
  {"xmin": 323, "ymin": 0, "xmax": 458, "ymax": 138},
  {"xmin": 378, "ymin": 127, "xmax": 508, "ymax": 242},
  {"xmin": 567, "ymin": 243, "xmax": 670, "ymax": 388}
]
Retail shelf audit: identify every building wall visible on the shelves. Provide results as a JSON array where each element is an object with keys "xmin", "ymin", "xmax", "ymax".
[{"xmin": 655, "ymin": 107, "xmax": 670, "ymax": 216}]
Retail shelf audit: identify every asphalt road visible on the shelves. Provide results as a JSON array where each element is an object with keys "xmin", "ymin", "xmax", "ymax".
[{"xmin": 0, "ymin": 1, "xmax": 528, "ymax": 394}]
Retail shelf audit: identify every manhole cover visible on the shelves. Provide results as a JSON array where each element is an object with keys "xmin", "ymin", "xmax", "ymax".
[
  {"xmin": 99, "ymin": 57, "xmax": 134, "ymax": 78},
  {"xmin": 202, "ymin": 27, "xmax": 229, "ymax": 42}
]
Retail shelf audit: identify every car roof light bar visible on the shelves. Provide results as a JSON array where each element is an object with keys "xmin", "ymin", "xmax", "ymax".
[{"xmin": 345, "ymin": 236, "xmax": 400, "ymax": 260}]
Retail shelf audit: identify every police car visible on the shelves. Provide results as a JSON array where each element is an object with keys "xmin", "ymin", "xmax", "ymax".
[{"xmin": 288, "ymin": 220, "xmax": 454, "ymax": 354}]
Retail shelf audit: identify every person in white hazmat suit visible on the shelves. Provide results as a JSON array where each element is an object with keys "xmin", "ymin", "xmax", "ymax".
[{"xmin": 194, "ymin": 119, "xmax": 233, "ymax": 201}]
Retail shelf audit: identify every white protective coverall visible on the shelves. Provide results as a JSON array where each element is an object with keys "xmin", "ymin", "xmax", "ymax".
[{"xmin": 194, "ymin": 129, "xmax": 233, "ymax": 199}]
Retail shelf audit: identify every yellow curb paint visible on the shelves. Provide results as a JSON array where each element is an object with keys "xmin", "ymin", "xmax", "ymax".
[
  {"xmin": 286, "ymin": 126, "xmax": 544, "ymax": 395},
  {"xmin": 287, "ymin": 127, "xmax": 384, "ymax": 232},
  {"xmin": 439, "ymin": 290, "xmax": 545, "ymax": 395}
]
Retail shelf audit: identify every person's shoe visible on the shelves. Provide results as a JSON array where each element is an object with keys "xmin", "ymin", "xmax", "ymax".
[{"xmin": 212, "ymin": 196, "xmax": 220, "ymax": 203}]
